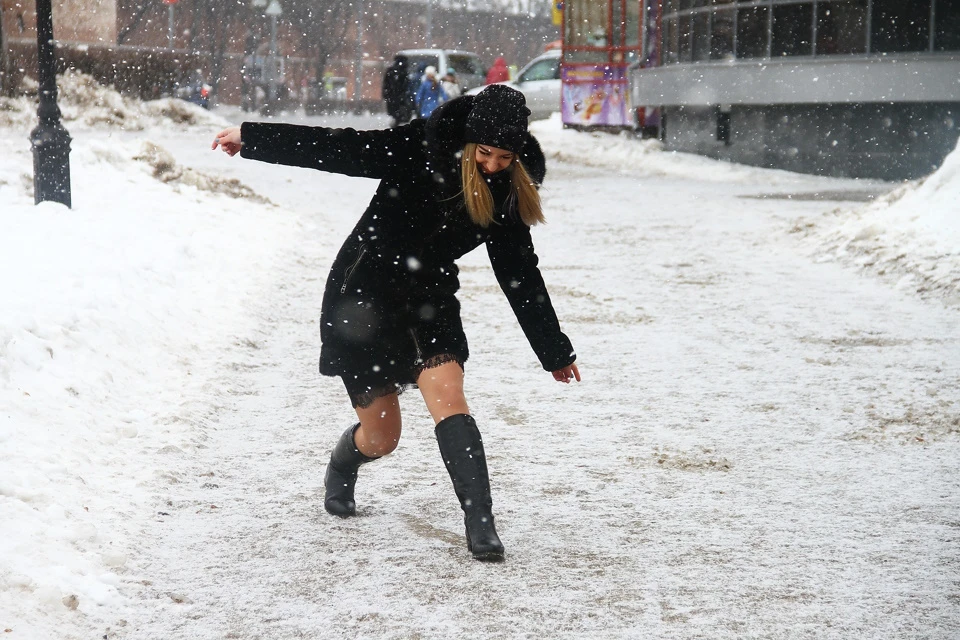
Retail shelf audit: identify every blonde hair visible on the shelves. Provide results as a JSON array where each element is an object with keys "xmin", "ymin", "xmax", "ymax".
[{"xmin": 460, "ymin": 143, "xmax": 545, "ymax": 228}]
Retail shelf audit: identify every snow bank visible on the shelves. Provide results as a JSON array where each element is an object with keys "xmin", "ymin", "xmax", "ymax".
[
  {"xmin": 0, "ymin": 70, "xmax": 227, "ymax": 131},
  {"xmin": 0, "ymin": 77, "xmax": 287, "ymax": 638},
  {"xmin": 795, "ymin": 138, "xmax": 960, "ymax": 304},
  {"xmin": 529, "ymin": 115, "xmax": 959, "ymax": 305}
]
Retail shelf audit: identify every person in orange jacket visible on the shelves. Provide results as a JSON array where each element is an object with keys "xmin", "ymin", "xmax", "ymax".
[{"xmin": 485, "ymin": 56, "xmax": 510, "ymax": 84}]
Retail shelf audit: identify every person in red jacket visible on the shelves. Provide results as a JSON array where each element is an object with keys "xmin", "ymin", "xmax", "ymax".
[{"xmin": 485, "ymin": 56, "xmax": 510, "ymax": 84}]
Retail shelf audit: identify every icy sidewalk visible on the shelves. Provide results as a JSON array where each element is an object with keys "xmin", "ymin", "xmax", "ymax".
[
  {"xmin": 1, "ymin": 103, "xmax": 957, "ymax": 639},
  {"xmin": 113, "ymin": 134, "xmax": 958, "ymax": 638}
]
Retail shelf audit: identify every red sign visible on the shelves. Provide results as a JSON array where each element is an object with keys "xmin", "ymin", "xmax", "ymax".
[{"xmin": 163, "ymin": 0, "xmax": 178, "ymax": 4}]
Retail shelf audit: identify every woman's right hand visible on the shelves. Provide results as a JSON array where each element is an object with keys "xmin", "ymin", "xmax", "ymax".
[
  {"xmin": 211, "ymin": 125, "xmax": 242, "ymax": 156},
  {"xmin": 552, "ymin": 362, "xmax": 581, "ymax": 384}
]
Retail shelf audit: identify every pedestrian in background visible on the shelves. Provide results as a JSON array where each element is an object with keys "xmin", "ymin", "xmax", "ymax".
[
  {"xmin": 383, "ymin": 57, "xmax": 411, "ymax": 125},
  {"xmin": 486, "ymin": 56, "xmax": 510, "ymax": 84},
  {"xmin": 415, "ymin": 65, "xmax": 447, "ymax": 119},
  {"xmin": 210, "ymin": 85, "xmax": 580, "ymax": 562},
  {"xmin": 441, "ymin": 68, "xmax": 461, "ymax": 99}
]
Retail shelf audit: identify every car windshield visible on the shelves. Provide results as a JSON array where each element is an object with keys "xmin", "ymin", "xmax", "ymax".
[
  {"xmin": 404, "ymin": 55, "xmax": 440, "ymax": 77},
  {"xmin": 519, "ymin": 58, "xmax": 560, "ymax": 82},
  {"xmin": 447, "ymin": 55, "xmax": 483, "ymax": 76}
]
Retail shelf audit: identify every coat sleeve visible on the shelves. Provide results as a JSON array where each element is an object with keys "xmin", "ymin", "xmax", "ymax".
[
  {"xmin": 486, "ymin": 224, "xmax": 576, "ymax": 371},
  {"xmin": 239, "ymin": 121, "xmax": 419, "ymax": 179}
]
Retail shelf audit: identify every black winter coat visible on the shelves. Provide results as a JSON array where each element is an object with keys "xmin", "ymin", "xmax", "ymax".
[{"xmin": 240, "ymin": 95, "xmax": 575, "ymax": 398}]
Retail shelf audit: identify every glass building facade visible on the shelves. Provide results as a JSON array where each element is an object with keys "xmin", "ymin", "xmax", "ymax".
[
  {"xmin": 660, "ymin": 0, "xmax": 960, "ymax": 64},
  {"xmin": 629, "ymin": 0, "xmax": 960, "ymax": 180}
]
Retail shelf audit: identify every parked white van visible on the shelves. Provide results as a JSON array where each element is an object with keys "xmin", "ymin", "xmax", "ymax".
[{"xmin": 382, "ymin": 49, "xmax": 487, "ymax": 123}]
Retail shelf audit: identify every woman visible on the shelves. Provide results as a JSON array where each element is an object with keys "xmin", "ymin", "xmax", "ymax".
[
  {"xmin": 414, "ymin": 65, "xmax": 447, "ymax": 119},
  {"xmin": 211, "ymin": 85, "xmax": 580, "ymax": 562}
]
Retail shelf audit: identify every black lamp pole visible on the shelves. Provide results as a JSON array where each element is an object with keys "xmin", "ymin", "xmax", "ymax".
[{"xmin": 30, "ymin": 0, "xmax": 72, "ymax": 207}]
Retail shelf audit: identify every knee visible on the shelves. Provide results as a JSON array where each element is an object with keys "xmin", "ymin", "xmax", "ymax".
[
  {"xmin": 356, "ymin": 418, "xmax": 402, "ymax": 457},
  {"xmin": 423, "ymin": 385, "xmax": 469, "ymax": 423}
]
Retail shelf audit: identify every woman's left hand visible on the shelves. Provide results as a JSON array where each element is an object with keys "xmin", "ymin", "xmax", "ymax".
[{"xmin": 552, "ymin": 363, "xmax": 581, "ymax": 384}]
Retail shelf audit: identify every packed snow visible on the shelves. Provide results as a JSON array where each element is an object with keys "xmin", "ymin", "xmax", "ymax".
[
  {"xmin": 1, "ymin": 76, "xmax": 958, "ymax": 639},
  {"xmin": 793, "ymin": 136, "xmax": 960, "ymax": 304}
]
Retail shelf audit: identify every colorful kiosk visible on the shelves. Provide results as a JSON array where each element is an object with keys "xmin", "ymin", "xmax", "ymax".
[{"xmin": 561, "ymin": 0, "xmax": 659, "ymax": 130}]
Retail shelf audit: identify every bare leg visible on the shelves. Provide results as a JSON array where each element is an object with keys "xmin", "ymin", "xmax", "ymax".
[
  {"xmin": 324, "ymin": 392, "xmax": 400, "ymax": 517},
  {"xmin": 416, "ymin": 361, "xmax": 471, "ymax": 425},
  {"xmin": 419, "ymin": 360, "xmax": 504, "ymax": 560},
  {"xmin": 353, "ymin": 392, "xmax": 402, "ymax": 458}
]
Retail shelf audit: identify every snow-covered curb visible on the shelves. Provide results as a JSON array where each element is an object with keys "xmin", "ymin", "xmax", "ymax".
[{"xmin": 792, "ymin": 138, "xmax": 960, "ymax": 305}]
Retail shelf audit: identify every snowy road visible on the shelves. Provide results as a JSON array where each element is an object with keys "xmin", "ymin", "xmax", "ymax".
[
  {"xmin": 2, "ymin": 102, "xmax": 957, "ymax": 639},
  {"xmin": 110, "ymin": 117, "xmax": 959, "ymax": 639}
]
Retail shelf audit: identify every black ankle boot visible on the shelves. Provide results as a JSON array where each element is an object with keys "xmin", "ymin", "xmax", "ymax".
[
  {"xmin": 324, "ymin": 424, "xmax": 377, "ymax": 517},
  {"xmin": 435, "ymin": 414, "xmax": 505, "ymax": 561}
]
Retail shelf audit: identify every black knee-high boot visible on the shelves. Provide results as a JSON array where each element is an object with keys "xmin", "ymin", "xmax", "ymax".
[
  {"xmin": 324, "ymin": 424, "xmax": 377, "ymax": 517},
  {"xmin": 435, "ymin": 414, "xmax": 505, "ymax": 561}
]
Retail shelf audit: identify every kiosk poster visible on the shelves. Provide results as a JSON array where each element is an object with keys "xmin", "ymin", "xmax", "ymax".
[{"xmin": 561, "ymin": 64, "xmax": 629, "ymax": 127}]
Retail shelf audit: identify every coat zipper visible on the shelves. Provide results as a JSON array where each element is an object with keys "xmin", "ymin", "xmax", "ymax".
[{"xmin": 340, "ymin": 245, "xmax": 368, "ymax": 294}]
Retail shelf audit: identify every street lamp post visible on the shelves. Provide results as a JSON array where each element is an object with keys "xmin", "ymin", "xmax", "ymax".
[
  {"xmin": 0, "ymin": 5, "xmax": 7, "ymax": 96},
  {"xmin": 30, "ymin": 0, "xmax": 71, "ymax": 207},
  {"xmin": 265, "ymin": 0, "xmax": 283, "ymax": 114},
  {"xmin": 355, "ymin": 0, "xmax": 364, "ymax": 107},
  {"xmin": 164, "ymin": 0, "xmax": 178, "ymax": 50},
  {"xmin": 425, "ymin": 0, "xmax": 433, "ymax": 48}
]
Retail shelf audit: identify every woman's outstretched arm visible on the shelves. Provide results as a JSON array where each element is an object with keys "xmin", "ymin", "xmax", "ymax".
[{"xmin": 212, "ymin": 121, "xmax": 419, "ymax": 179}]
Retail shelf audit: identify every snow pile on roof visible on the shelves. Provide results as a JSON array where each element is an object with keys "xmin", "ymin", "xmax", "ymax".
[
  {"xmin": 796, "ymin": 138, "xmax": 960, "ymax": 304},
  {"xmin": 0, "ymin": 70, "xmax": 228, "ymax": 130}
]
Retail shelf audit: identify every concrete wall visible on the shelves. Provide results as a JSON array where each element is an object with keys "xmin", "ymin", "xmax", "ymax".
[
  {"xmin": 631, "ymin": 56, "xmax": 960, "ymax": 106},
  {"xmin": 2, "ymin": 0, "xmax": 116, "ymax": 43},
  {"xmin": 662, "ymin": 102, "xmax": 960, "ymax": 181}
]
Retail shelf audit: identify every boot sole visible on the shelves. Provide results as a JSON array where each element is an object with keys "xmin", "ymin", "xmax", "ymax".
[{"xmin": 471, "ymin": 550, "xmax": 505, "ymax": 562}]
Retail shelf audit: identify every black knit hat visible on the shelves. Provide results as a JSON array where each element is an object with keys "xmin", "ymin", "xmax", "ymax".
[{"xmin": 464, "ymin": 84, "xmax": 531, "ymax": 154}]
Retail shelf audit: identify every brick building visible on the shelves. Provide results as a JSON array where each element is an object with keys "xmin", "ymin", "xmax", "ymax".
[{"xmin": 1, "ymin": 0, "xmax": 558, "ymax": 105}]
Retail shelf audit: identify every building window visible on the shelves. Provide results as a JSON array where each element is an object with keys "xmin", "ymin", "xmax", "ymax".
[
  {"xmin": 871, "ymin": 0, "xmax": 932, "ymax": 53},
  {"xmin": 710, "ymin": 8, "xmax": 736, "ymax": 60},
  {"xmin": 612, "ymin": 0, "xmax": 625, "ymax": 47},
  {"xmin": 772, "ymin": 3, "xmax": 813, "ymax": 56},
  {"xmin": 665, "ymin": 17, "xmax": 679, "ymax": 64},
  {"xmin": 816, "ymin": 0, "xmax": 868, "ymax": 54},
  {"xmin": 678, "ymin": 13, "xmax": 694, "ymax": 62},
  {"xmin": 565, "ymin": 0, "xmax": 610, "ymax": 48},
  {"xmin": 736, "ymin": 5, "xmax": 769, "ymax": 59},
  {"xmin": 625, "ymin": 0, "xmax": 642, "ymax": 48},
  {"xmin": 692, "ymin": 11, "xmax": 712, "ymax": 60},
  {"xmin": 657, "ymin": 0, "xmax": 958, "ymax": 64},
  {"xmin": 935, "ymin": 0, "xmax": 960, "ymax": 51}
]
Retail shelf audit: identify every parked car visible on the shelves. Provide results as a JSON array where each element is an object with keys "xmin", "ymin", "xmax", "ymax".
[
  {"xmin": 467, "ymin": 49, "xmax": 561, "ymax": 121},
  {"xmin": 382, "ymin": 48, "xmax": 486, "ymax": 124}
]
